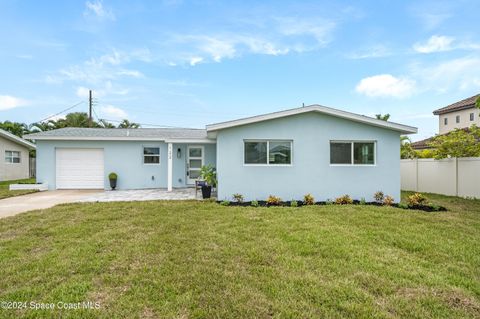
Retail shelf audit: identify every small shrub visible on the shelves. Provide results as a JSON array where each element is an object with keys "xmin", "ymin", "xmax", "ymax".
[
  {"xmin": 359, "ymin": 197, "xmax": 366, "ymax": 205},
  {"xmin": 430, "ymin": 204, "xmax": 441, "ymax": 211},
  {"xmin": 266, "ymin": 195, "xmax": 282, "ymax": 206},
  {"xmin": 290, "ymin": 200, "xmax": 298, "ymax": 207},
  {"xmin": 398, "ymin": 203, "xmax": 408, "ymax": 209},
  {"xmin": 108, "ymin": 172, "xmax": 118, "ymax": 180},
  {"xmin": 383, "ymin": 195, "xmax": 395, "ymax": 206},
  {"xmin": 335, "ymin": 194, "xmax": 353, "ymax": 205},
  {"xmin": 326, "ymin": 199, "xmax": 333, "ymax": 205},
  {"xmin": 232, "ymin": 193, "xmax": 244, "ymax": 203},
  {"xmin": 373, "ymin": 191, "xmax": 384, "ymax": 203},
  {"xmin": 303, "ymin": 193, "xmax": 315, "ymax": 205},
  {"xmin": 250, "ymin": 200, "xmax": 259, "ymax": 207},
  {"xmin": 407, "ymin": 193, "xmax": 428, "ymax": 206},
  {"xmin": 220, "ymin": 200, "xmax": 230, "ymax": 206}
]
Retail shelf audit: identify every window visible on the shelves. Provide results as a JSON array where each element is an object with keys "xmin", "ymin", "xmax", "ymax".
[
  {"xmin": 244, "ymin": 140, "xmax": 292, "ymax": 165},
  {"xmin": 5, "ymin": 151, "xmax": 21, "ymax": 163},
  {"xmin": 456, "ymin": 115, "xmax": 460, "ymax": 123},
  {"xmin": 470, "ymin": 113, "xmax": 474, "ymax": 121},
  {"xmin": 330, "ymin": 141, "xmax": 375, "ymax": 165},
  {"xmin": 444, "ymin": 117, "xmax": 448, "ymax": 125},
  {"xmin": 143, "ymin": 147, "xmax": 160, "ymax": 164}
]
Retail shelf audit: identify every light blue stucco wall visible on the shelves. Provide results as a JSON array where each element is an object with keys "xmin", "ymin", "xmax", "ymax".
[
  {"xmin": 36, "ymin": 140, "xmax": 216, "ymax": 190},
  {"xmin": 215, "ymin": 112, "xmax": 401, "ymax": 202}
]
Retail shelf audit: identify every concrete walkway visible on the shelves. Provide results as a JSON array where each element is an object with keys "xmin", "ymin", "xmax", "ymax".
[
  {"xmin": 77, "ymin": 188, "xmax": 200, "ymax": 202},
  {"xmin": 0, "ymin": 190, "xmax": 102, "ymax": 218}
]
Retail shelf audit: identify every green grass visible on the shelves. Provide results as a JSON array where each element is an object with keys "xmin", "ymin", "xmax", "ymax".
[
  {"xmin": 0, "ymin": 192, "xmax": 479, "ymax": 318},
  {"xmin": 0, "ymin": 178, "xmax": 37, "ymax": 200}
]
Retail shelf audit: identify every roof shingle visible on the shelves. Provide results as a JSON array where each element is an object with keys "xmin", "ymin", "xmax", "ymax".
[{"xmin": 433, "ymin": 94, "xmax": 480, "ymax": 115}]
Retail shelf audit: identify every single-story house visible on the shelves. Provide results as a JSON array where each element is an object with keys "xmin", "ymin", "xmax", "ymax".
[
  {"xmin": 24, "ymin": 105, "xmax": 417, "ymax": 201},
  {"xmin": 0, "ymin": 128, "xmax": 36, "ymax": 181}
]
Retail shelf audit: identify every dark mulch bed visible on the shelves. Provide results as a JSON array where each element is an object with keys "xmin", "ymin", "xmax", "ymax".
[{"xmin": 218, "ymin": 200, "xmax": 447, "ymax": 212}]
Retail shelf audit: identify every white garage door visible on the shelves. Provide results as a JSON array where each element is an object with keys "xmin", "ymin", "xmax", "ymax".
[{"xmin": 56, "ymin": 148, "xmax": 104, "ymax": 189}]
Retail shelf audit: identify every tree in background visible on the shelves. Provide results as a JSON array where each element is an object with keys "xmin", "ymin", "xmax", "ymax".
[
  {"xmin": 428, "ymin": 125, "xmax": 480, "ymax": 159},
  {"xmin": 0, "ymin": 121, "xmax": 30, "ymax": 136},
  {"xmin": 476, "ymin": 96, "xmax": 480, "ymax": 109},
  {"xmin": 400, "ymin": 136, "xmax": 417, "ymax": 159},
  {"xmin": 117, "ymin": 119, "xmax": 140, "ymax": 128},
  {"xmin": 98, "ymin": 119, "xmax": 116, "ymax": 128},
  {"xmin": 375, "ymin": 114, "xmax": 390, "ymax": 121}
]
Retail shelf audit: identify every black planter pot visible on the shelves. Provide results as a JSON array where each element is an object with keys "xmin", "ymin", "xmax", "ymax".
[
  {"xmin": 201, "ymin": 185, "xmax": 212, "ymax": 199},
  {"xmin": 109, "ymin": 179, "xmax": 117, "ymax": 190}
]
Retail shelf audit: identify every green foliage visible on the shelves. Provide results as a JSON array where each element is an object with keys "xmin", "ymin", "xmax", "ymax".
[
  {"xmin": 250, "ymin": 200, "xmax": 259, "ymax": 207},
  {"xmin": 303, "ymin": 193, "xmax": 315, "ymax": 205},
  {"xmin": 335, "ymin": 194, "xmax": 353, "ymax": 205},
  {"xmin": 476, "ymin": 96, "xmax": 480, "ymax": 109},
  {"xmin": 117, "ymin": 119, "xmax": 140, "ymax": 128},
  {"xmin": 407, "ymin": 193, "xmax": 428, "ymax": 206},
  {"xmin": 428, "ymin": 125, "xmax": 480, "ymax": 159},
  {"xmin": 374, "ymin": 191, "xmax": 384, "ymax": 203},
  {"xmin": 200, "ymin": 165, "xmax": 217, "ymax": 186},
  {"xmin": 383, "ymin": 195, "xmax": 395, "ymax": 206},
  {"xmin": 108, "ymin": 172, "xmax": 118, "ymax": 180},
  {"xmin": 266, "ymin": 195, "xmax": 282, "ymax": 205},
  {"xmin": 0, "ymin": 121, "xmax": 29, "ymax": 137},
  {"xmin": 398, "ymin": 203, "xmax": 409, "ymax": 209},
  {"xmin": 416, "ymin": 149, "xmax": 435, "ymax": 158},
  {"xmin": 400, "ymin": 136, "xmax": 417, "ymax": 159},
  {"xmin": 290, "ymin": 200, "xmax": 298, "ymax": 207},
  {"xmin": 359, "ymin": 198, "xmax": 366, "ymax": 205},
  {"xmin": 220, "ymin": 200, "xmax": 230, "ymax": 206},
  {"xmin": 232, "ymin": 193, "xmax": 244, "ymax": 203},
  {"xmin": 375, "ymin": 114, "xmax": 390, "ymax": 121},
  {"xmin": 325, "ymin": 199, "xmax": 334, "ymax": 205}
]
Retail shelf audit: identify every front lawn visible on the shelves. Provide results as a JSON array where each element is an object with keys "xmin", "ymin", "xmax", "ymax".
[
  {"xmin": 0, "ymin": 193, "xmax": 479, "ymax": 318},
  {"xmin": 0, "ymin": 178, "xmax": 37, "ymax": 200}
]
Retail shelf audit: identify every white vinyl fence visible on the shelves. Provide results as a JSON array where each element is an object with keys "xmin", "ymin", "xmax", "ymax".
[{"xmin": 401, "ymin": 157, "xmax": 480, "ymax": 198}]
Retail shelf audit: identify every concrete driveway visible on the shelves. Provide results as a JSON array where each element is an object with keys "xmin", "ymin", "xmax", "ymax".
[{"xmin": 0, "ymin": 190, "xmax": 103, "ymax": 218}]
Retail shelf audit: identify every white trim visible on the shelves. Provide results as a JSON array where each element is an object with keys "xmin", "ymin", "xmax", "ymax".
[
  {"xmin": 186, "ymin": 145, "xmax": 204, "ymax": 185},
  {"xmin": 143, "ymin": 146, "xmax": 161, "ymax": 165},
  {"xmin": 207, "ymin": 105, "xmax": 417, "ymax": 134},
  {"xmin": 167, "ymin": 143, "xmax": 173, "ymax": 191},
  {"xmin": 243, "ymin": 139, "xmax": 293, "ymax": 166},
  {"xmin": 164, "ymin": 138, "xmax": 216, "ymax": 144},
  {"xmin": 329, "ymin": 140, "xmax": 377, "ymax": 166},
  {"xmin": 24, "ymin": 135, "xmax": 216, "ymax": 143},
  {"xmin": 0, "ymin": 128, "xmax": 36, "ymax": 149}
]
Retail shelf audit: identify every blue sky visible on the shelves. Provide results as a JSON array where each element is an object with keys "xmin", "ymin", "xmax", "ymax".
[{"xmin": 1, "ymin": 0, "xmax": 479, "ymax": 140}]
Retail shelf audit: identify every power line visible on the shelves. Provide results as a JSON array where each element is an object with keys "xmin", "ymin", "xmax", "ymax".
[{"xmin": 36, "ymin": 101, "xmax": 85, "ymax": 123}]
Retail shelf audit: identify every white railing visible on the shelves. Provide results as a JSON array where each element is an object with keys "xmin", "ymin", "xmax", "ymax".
[{"xmin": 401, "ymin": 157, "xmax": 480, "ymax": 198}]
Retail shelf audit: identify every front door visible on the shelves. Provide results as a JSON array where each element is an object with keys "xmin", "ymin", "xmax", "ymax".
[{"xmin": 187, "ymin": 146, "xmax": 204, "ymax": 185}]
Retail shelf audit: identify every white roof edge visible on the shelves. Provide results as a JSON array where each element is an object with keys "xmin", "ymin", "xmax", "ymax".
[
  {"xmin": 0, "ymin": 129, "xmax": 36, "ymax": 149},
  {"xmin": 206, "ymin": 105, "xmax": 418, "ymax": 134},
  {"xmin": 24, "ymin": 136, "xmax": 216, "ymax": 142}
]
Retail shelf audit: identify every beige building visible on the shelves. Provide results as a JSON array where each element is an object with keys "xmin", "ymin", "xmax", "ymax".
[
  {"xmin": 0, "ymin": 128, "xmax": 36, "ymax": 181},
  {"xmin": 433, "ymin": 94, "xmax": 480, "ymax": 134}
]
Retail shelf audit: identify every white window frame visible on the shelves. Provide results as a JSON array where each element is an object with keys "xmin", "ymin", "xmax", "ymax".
[
  {"xmin": 329, "ymin": 140, "xmax": 376, "ymax": 166},
  {"xmin": 243, "ymin": 139, "xmax": 293, "ymax": 166},
  {"xmin": 143, "ymin": 146, "xmax": 160, "ymax": 165},
  {"xmin": 5, "ymin": 150, "xmax": 21, "ymax": 164}
]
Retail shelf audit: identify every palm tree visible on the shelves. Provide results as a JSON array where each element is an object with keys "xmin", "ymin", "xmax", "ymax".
[
  {"xmin": 375, "ymin": 114, "xmax": 390, "ymax": 121},
  {"xmin": 117, "ymin": 119, "xmax": 140, "ymax": 128},
  {"xmin": 29, "ymin": 120, "xmax": 56, "ymax": 133},
  {"xmin": 98, "ymin": 119, "xmax": 116, "ymax": 128},
  {"xmin": 0, "ymin": 121, "xmax": 30, "ymax": 137},
  {"xmin": 55, "ymin": 112, "xmax": 98, "ymax": 128}
]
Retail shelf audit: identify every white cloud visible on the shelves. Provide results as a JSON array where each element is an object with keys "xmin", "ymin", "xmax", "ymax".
[
  {"xmin": 355, "ymin": 74, "xmax": 416, "ymax": 98},
  {"xmin": 275, "ymin": 17, "xmax": 335, "ymax": 46},
  {"xmin": 99, "ymin": 105, "xmax": 127, "ymax": 119},
  {"xmin": 76, "ymin": 86, "xmax": 90, "ymax": 98},
  {"xmin": 189, "ymin": 57, "xmax": 204, "ymax": 66},
  {"xmin": 413, "ymin": 35, "xmax": 455, "ymax": 53},
  {"xmin": 84, "ymin": 0, "xmax": 115, "ymax": 21},
  {"xmin": 411, "ymin": 56, "xmax": 480, "ymax": 92},
  {"xmin": 0, "ymin": 95, "xmax": 29, "ymax": 111}
]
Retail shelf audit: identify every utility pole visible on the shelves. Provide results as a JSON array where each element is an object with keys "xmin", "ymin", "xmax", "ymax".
[{"xmin": 88, "ymin": 89, "xmax": 93, "ymax": 127}]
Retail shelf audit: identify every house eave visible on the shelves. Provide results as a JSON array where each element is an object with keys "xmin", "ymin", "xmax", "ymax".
[
  {"xmin": 0, "ymin": 130, "xmax": 36, "ymax": 149},
  {"xmin": 206, "ymin": 105, "xmax": 418, "ymax": 134},
  {"xmin": 24, "ymin": 136, "xmax": 216, "ymax": 143}
]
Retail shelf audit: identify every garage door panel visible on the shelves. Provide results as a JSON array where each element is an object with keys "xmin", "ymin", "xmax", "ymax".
[{"xmin": 56, "ymin": 149, "xmax": 105, "ymax": 189}]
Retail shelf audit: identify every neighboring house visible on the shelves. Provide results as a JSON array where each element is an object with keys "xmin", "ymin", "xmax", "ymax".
[
  {"xmin": 24, "ymin": 105, "xmax": 417, "ymax": 201},
  {"xmin": 0, "ymin": 128, "xmax": 36, "ymax": 181},
  {"xmin": 411, "ymin": 94, "xmax": 480, "ymax": 150},
  {"xmin": 433, "ymin": 93, "xmax": 480, "ymax": 135}
]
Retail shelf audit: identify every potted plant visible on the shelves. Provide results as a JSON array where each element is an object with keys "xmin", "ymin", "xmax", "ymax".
[
  {"xmin": 108, "ymin": 172, "xmax": 118, "ymax": 190},
  {"xmin": 199, "ymin": 165, "xmax": 217, "ymax": 199}
]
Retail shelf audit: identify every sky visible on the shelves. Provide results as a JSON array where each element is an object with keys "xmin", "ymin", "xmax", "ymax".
[{"xmin": 1, "ymin": 0, "xmax": 479, "ymax": 141}]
